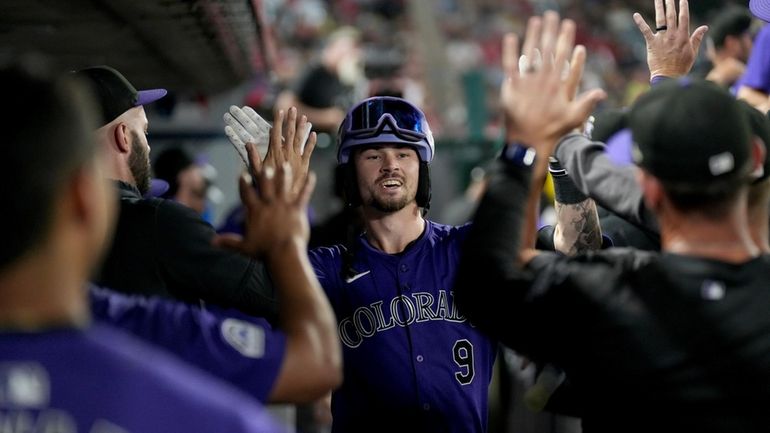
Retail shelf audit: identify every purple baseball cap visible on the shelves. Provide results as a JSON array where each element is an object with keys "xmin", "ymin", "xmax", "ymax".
[
  {"xmin": 750, "ymin": 0, "xmax": 770, "ymax": 22},
  {"xmin": 73, "ymin": 65, "xmax": 167, "ymax": 127}
]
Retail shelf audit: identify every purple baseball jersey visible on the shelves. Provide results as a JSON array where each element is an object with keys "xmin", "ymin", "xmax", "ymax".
[
  {"xmin": 309, "ymin": 221, "xmax": 497, "ymax": 433},
  {"xmin": 89, "ymin": 286, "xmax": 286, "ymax": 403},
  {"xmin": 736, "ymin": 24, "xmax": 770, "ymax": 93},
  {"xmin": 0, "ymin": 323, "xmax": 282, "ymax": 433}
]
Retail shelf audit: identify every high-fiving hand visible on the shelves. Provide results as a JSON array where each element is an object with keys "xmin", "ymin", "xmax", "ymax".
[
  {"xmin": 214, "ymin": 142, "xmax": 316, "ymax": 259},
  {"xmin": 500, "ymin": 11, "xmax": 606, "ymax": 154},
  {"xmin": 633, "ymin": 0, "xmax": 709, "ymax": 79}
]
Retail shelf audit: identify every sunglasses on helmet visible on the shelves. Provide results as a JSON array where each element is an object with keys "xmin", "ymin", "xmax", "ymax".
[{"xmin": 346, "ymin": 98, "xmax": 428, "ymax": 142}]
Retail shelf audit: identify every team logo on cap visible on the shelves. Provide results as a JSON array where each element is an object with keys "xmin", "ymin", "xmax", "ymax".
[{"xmin": 708, "ymin": 152, "xmax": 735, "ymax": 176}]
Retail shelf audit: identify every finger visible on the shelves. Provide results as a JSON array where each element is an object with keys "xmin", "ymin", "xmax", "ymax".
[
  {"xmin": 242, "ymin": 106, "xmax": 277, "ymax": 145},
  {"xmin": 302, "ymin": 131, "xmax": 318, "ymax": 166},
  {"xmin": 296, "ymin": 171, "xmax": 317, "ymax": 207},
  {"xmin": 678, "ymin": 0, "xmax": 690, "ymax": 33},
  {"xmin": 224, "ymin": 113, "xmax": 256, "ymax": 144},
  {"xmin": 518, "ymin": 54, "xmax": 529, "ymax": 77},
  {"xmin": 243, "ymin": 106, "xmax": 272, "ymax": 131},
  {"xmin": 212, "ymin": 233, "xmax": 246, "ymax": 253},
  {"xmin": 565, "ymin": 45, "xmax": 586, "ymax": 100},
  {"xmin": 285, "ymin": 107, "xmax": 298, "ymax": 152},
  {"xmin": 224, "ymin": 125, "xmax": 249, "ymax": 166},
  {"xmin": 503, "ymin": 33, "xmax": 520, "ymax": 77},
  {"xmin": 230, "ymin": 105, "xmax": 260, "ymax": 137},
  {"xmin": 278, "ymin": 162, "xmax": 292, "ymax": 198},
  {"xmin": 531, "ymin": 48, "xmax": 543, "ymax": 72},
  {"xmin": 665, "ymin": 0, "xmax": 677, "ymax": 32},
  {"xmin": 522, "ymin": 16, "xmax": 542, "ymax": 60},
  {"xmin": 540, "ymin": 11, "xmax": 560, "ymax": 68},
  {"xmin": 259, "ymin": 166, "xmax": 276, "ymax": 202},
  {"xmin": 633, "ymin": 13, "xmax": 654, "ymax": 42},
  {"xmin": 553, "ymin": 20, "xmax": 576, "ymax": 77},
  {"xmin": 690, "ymin": 25, "xmax": 709, "ymax": 56},
  {"xmin": 270, "ymin": 109, "xmax": 285, "ymax": 161},
  {"xmin": 245, "ymin": 142, "xmax": 263, "ymax": 174},
  {"xmin": 238, "ymin": 174, "xmax": 259, "ymax": 212},
  {"xmin": 294, "ymin": 115, "xmax": 308, "ymax": 154},
  {"xmin": 299, "ymin": 121, "xmax": 312, "ymax": 154},
  {"xmin": 654, "ymin": 0, "xmax": 665, "ymax": 28}
]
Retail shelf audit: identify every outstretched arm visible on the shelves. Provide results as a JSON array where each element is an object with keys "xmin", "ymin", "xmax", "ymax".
[
  {"xmin": 215, "ymin": 139, "xmax": 341, "ymax": 403},
  {"xmin": 550, "ymin": 0, "xmax": 707, "ymax": 237},
  {"xmin": 456, "ymin": 12, "xmax": 605, "ymax": 343}
]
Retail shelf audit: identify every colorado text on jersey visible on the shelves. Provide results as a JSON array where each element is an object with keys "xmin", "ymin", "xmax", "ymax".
[{"xmin": 338, "ymin": 290, "xmax": 467, "ymax": 348}]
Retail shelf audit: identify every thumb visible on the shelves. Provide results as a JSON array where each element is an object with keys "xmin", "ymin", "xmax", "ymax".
[
  {"xmin": 690, "ymin": 25, "xmax": 709, "ymax": 56},
  {"xmin": 569, "ymin": 89, "xmax": 607, "ymax": 126}
]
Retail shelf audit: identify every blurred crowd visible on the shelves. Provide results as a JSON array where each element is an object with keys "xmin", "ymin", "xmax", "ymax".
[{"xmin": 258, "ymin": 0, "xmax": 749, "ymax": 140}]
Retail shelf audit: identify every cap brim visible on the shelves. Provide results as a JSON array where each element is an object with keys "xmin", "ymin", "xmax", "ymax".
[
  {"xmin": 145, "ymin": 179, "xmax": 170, "ymax": 198},
  {"xmin": 751, "ymin": 0, "xmax": 770, "ymax": 22},
  {"xmin": 136, "ymin": 88, "xmax": 167, "ymax": 106}
]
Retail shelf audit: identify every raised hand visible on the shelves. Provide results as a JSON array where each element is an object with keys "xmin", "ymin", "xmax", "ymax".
[
  {"xmin": 633, "ymin": 0, "xmax": 709, "ymax": 78},
  {"xmin": 214, "ymin": 143, "xmax": 316, "ymax": 259},
  {"xmin": 501, "ymin": 11, "xmax": 606, "ymax": 154},
  {"xmin": 262, "ymin": 108, "xmax": 317, "ymax": 197}
]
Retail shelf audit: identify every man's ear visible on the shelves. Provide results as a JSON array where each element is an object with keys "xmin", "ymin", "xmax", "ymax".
[
  {"xmin": 636, "ymin": 167, "xmax": 662, "ymax": 213},
  {"xmin": 112, "ymin": 123, "xmax": 131, "ymax": 154}
]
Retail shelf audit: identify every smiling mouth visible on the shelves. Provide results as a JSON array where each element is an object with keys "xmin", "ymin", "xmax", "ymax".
[{"xmin": 380, "ymin": 179, "xmax": 403, "ymax": 189}]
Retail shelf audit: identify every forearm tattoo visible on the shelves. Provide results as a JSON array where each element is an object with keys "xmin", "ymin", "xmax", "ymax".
[{"xmin": 554, "ymin": 198, "xmax": 602, "ymax": 255}]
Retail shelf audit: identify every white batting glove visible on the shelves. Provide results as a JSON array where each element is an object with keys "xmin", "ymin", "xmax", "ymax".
[{"xmin": 224, "ymin": 105, "xmax": 273, "ymax": 166}]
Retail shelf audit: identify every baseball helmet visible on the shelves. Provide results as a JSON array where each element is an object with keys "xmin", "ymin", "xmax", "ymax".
[{"xmin": 336, "ymin": 96, "xmax": 434, "ymax": 208}]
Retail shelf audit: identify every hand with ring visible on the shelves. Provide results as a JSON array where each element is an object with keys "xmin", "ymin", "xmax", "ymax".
[{"xmin": 633, "ymin": 0, "xmax": 709, "ymax": 79}]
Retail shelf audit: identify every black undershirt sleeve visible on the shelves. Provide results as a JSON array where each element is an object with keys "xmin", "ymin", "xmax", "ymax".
[{"xmin": 454, "ymin": 159, "xmax": 539, "ymax": 345}]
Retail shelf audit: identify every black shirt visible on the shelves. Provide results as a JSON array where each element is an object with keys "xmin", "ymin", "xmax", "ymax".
[
  {"xmin": 455, "ymin": 162, "xmax": 770, "ymax": 432},
  {"xmin": 95, "ymin": 181, "xmax": 277, "ymax": 320}
]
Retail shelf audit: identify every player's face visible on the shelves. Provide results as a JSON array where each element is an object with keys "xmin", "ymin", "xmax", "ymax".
[{"xmin": 354, "ymin": 145, "xmax": 419, "ymax": 212}]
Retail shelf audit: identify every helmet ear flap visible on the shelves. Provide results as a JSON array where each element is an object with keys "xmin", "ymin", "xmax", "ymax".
[
  {"xmin": 416, "ymin": 161, "xmax": 431, "ymax": 210},
  {"xmin": 341, "ymin": 163, "xmax": 362, "ymax": 208}
]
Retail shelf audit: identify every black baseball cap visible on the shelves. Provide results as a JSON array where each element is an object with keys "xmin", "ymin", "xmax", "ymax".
[
  {"xmin": 628, "ymin": 78, "xmax": 752, "ymax": 192},
  {"xmin": 73, "ymin": 65, "xmax": 166, "ymax": 127}
]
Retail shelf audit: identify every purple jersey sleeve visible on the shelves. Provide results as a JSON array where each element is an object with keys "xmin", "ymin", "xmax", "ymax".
[
  {"xmin": 0, "ymin": 324, "xmax": 283, "ymax": 432},
  {"xmin": 309, "ymin": 222, "xmax": 497, "ymax": 433},
  {"xmin": 89, "ymin": 286, "xmax": 286, "ymax": 403},
  {"xmin": 738, "ymin": 24, "xmax": 770, "ymax": 93}
]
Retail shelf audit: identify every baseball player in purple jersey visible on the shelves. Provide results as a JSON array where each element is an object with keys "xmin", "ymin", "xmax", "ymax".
[
  {"xmin": 0, "ymin": 59, "xmax": 285, "ymax": 432},
  {"xmin": 309, "ymin": 97, "xmax": 497, "ymax": 432}
]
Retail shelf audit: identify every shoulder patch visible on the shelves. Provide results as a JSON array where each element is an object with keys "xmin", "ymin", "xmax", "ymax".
[{"xmin": 221, "ymin": 318, "xmax": 265, "ymax": 358}]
